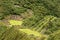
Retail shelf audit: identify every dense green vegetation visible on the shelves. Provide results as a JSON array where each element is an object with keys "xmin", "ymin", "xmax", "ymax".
[{"xmin": 0, "ymin": 0, "xmax": 60, "ymax": 40}]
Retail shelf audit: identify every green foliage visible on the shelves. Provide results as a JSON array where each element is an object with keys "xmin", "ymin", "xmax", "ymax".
[{"xmin": 0, "ymin": 0, "xmax": 60, "ymax": 40}]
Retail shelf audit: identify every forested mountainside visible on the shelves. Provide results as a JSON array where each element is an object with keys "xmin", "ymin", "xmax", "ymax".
[{"xmin": 0, "ymin": 0, "xmax": 60, "ymax": 40}]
